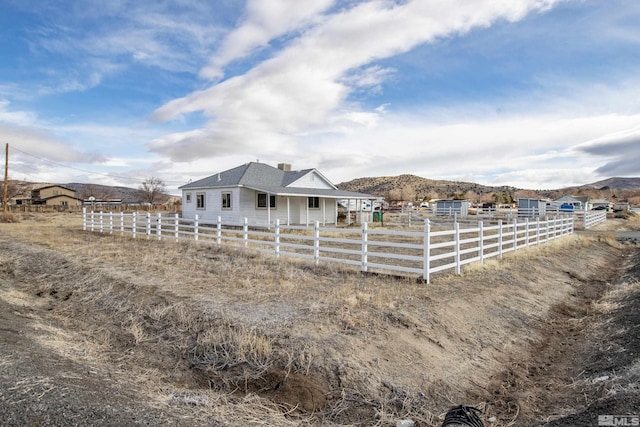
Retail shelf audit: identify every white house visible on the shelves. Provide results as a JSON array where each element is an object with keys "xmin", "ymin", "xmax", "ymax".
[
  {"xmin": 552, "ymin": 195, "xmax": 590, "ymax": 211},
  {"xmin": 180, "ymin": 162, "xmax": 375, "ymax": 225}
]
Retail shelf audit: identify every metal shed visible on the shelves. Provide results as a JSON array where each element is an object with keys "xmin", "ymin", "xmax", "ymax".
[
  {"xmin": 517, "ymin": 198, "xmax": 547, "ymax": 217},
  {"xmin": 434, "ymin": 199, "xmax": 470, "ymax": 216}
]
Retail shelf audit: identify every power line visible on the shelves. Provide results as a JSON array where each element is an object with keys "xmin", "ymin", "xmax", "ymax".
[{"xmin": 8, "ymin": 146, "xmax": 185, "ymax": 185}]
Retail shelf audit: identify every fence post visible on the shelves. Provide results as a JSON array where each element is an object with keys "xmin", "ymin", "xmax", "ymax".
[
  {"xmin": 536, "ymin": 217, "xmax": 540, "ymax": 246},
  {"xmin": 156, "ymin": 213, "xmax": 162, "ymax": 240},
  {"xmin": 314, "ymin": 221, "xmax": 320, "ymax": 265},
  {"xmin": 132, "ymin": 212, "xmax": 137, "ymax": 239},
  {"xmin": 217, "ymin": 216, "xmax": 222, "ymax": 246},
  {"xmin": 454, "ymin": 220, "xmax": 461, "ymax": 275},
  {"xmin": 361, "ymin": 222, "xmax": 368, "ymax": 273},
  {"xmin": 146, "ymin": 212, "xmax": 151, "ymax": 238},
  {"xmin": 408, "ymin": 211, "xmax": 412, "ymax": 228},
  {"xmin": 243, "ymin": 217, "xmax": 248, "ymax": 248},
  {"xmin": 553, "ymin": 216, "xmax": 558, "ymax": 239},
  {"xmin": 525, "ymin": 217, "xmax": 529, "ymax": 247},
  {"xmin": 544, "ymin": 216, "xmax": 549, "ymax": 242},
  {"xmin": 498, "ymin": 219, "xmax": 503, "ymax": 258},
  {"xmin": 423, "ymin": 219, "xmax": 431, "ymax": 284},
  {"xmin": 99, "ymin": 211, "xmax": 104, "ymax": 233},
  {"xmin": 109, "ymin": 212, "xmax": 114, "ymax": 235},
  {"xmin": 82, "ymin": 207, "xmax": 87, "ymax": 230},
  {"xmin": 513, "ymin": 218, "xmax": 518, "ymax": 252},
  {"xmin": 478, "ymin": 220, "xmax": 484, "ymax": 264},
  {"xmin": 176, "ymin": 213, "xmax": 181, "ymax": 242},
  {"xmin": 274, "ymin": 219, "xmax": 280, "ymax": 258},
  {"xmin": 120, "ymin": 212, "xmax": 124, "ymax": 234}
]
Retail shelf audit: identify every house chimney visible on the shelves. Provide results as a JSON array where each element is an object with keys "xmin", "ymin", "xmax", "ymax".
[{"xmin": 278, "ymin": 163, "xmax": 291, "ymax": 171}]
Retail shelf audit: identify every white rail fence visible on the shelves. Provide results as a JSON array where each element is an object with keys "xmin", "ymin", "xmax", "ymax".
[
  {"xmin": 83, "ymin": 209, "xmax": 574, "ymax": 283},
  {"xmin": 384, "ymin": 208, "xmax": 606, "ymax": 229}
]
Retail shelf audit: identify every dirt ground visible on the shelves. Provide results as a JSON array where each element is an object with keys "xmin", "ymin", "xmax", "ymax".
[{"xmin": 0, "ymin": 212, "xmax": 638, "ymax": 426}]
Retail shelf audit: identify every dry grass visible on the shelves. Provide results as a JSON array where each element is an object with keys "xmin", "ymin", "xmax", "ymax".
[{"xmin": 0, "ymin": 211, "xmax": 637, "ymax": 426}]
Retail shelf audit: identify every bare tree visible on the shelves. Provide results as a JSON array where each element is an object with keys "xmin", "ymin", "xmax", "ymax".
[
  {"xmin": 4, "ymin": 179, "xmax": 26, "ymax": 201},
  {"xmin": 139, "ymin": 177, "xmax": 167, "ymax": 204},
  {"xmin": 78, "ymin": 184, "xmax": 115, "ymax": 201}
]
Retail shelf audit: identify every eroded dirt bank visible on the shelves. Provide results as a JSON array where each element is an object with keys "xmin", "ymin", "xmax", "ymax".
[{"xmin": 0, "ymin": 215, "xmax": 638, "ymax": 426}]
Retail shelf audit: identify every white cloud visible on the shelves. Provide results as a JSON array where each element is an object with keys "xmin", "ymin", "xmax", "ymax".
[
  {"xmin": 0, "ymin": 100, "xmax": 38, "ymax": 126},
  {"xmin": 152, "ymin": 0, "xmax": 561, "ymax": 162},
  {"xmin": 199, "ymin": 0, "xmax": 335, "ymax": 80}
]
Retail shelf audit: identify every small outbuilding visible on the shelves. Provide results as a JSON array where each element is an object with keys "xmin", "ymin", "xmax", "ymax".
[
  {"xmin": 434, "ymin": 199, "xmax": 470, "ymax": 216},
  {"xmin": 553, "ymin": 195, "xmax": 589, "ymax": 211},
  {"xmin": 517, "ymin": 198, "xmax": 547, "ymax": 217}
]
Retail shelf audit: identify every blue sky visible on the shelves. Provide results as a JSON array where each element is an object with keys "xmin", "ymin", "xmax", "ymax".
[{"xmin": 1, "ymin": 0, "xmax": 639, "ymax": 193}]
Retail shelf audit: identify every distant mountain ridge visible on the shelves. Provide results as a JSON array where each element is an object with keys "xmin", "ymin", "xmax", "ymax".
[
  {"xmin": 63, "ymin": 182, "xmax": 149, "ymax": 204},
  {"xmin": 11, "ymin": 176, "xmax": 640, "ymax": 205},
  {"xmin": 337, "ymin": 174, "xmax": 514, "ymax": 198},
  {"xmin": 577, "ymin": 177, "xmax": 640, "ymax": 190},
  {"xmin": 337, "ymin": 175, "xmax": 640, "ymax": 203}
]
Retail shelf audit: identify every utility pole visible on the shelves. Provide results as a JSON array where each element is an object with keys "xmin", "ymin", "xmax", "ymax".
[{"xmin": 3, "ymin": 143, "xmax": 8, "ymax": 214}]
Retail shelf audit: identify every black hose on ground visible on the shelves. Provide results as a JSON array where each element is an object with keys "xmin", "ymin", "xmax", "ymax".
[{"xmin": 441, "ymin": 405, "xmax": 484, "ymax": 427}]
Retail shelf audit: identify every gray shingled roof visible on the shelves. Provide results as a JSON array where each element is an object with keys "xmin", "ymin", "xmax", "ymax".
[{"xmin": 179, "ymin": 162, "xmax": 374, "ymax": 199}]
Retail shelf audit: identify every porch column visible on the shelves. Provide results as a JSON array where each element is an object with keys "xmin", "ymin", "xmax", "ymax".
[
  {"xmin": 267, "ymin": 192, "xmax": 271, "ymax": 225},
  {"xmin": 286, "ymin": 197, "xmax": 290, "ymax": 226},
  {"xmin": 322, "ymin": 198, "xmax": 326, "ymax": 226},
  {"xmin": 347, "ymin": 199, "xmax": 351, "ymax": 226},
  {"xmin": 305, "ymin": 199, "xmax": 309, "ymax": 226}
]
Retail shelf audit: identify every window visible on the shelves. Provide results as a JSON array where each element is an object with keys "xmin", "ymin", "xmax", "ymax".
[
  {"xmin": 257, "ymin": 193, "xmax": 276, "ymax": 209},
  {"xmin": 185, "ymin": 193, "xmax": 192, "ymax": 203},
  {"xmin": 196, "ymin": 193, "xmax": 205, "ymax": 209},
  {"xmin": 308, "ymin": 197, "xmax": 320, "ymax": 209},
  {"xmin": 222, "ymin": 192, "xmax": 232, "ymax": 209}
]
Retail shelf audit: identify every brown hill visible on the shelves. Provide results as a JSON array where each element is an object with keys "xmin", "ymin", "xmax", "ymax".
[
  {"xmin": 337, "ymin": 175, "xmax": 640, "ymax": 205},
  {"xmin": 337, "ymin": 174, "xmax": 517, "ymax": 202},
  {"xmin": 577, "ymin": 177, "xmax": 640, "ymax": 190}
]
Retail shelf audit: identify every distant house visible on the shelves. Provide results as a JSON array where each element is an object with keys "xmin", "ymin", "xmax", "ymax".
[
  {"xmin": 13, "ymin": 184, "xmax": 82, "ymax": 208},
  {"xmin": 180, "ymin": 162, "xmax": 375, "ymax": 225},
  {"xmin": 552, "ymin": 195, "xmax": 590, "ymax": 212},
  {"xmin": 613, "ymin": 202, "xmax": 630, "ymax": 212},
  {"xmin": 434, "ymin": 199, "xmax": 470, "ymax": 216}
]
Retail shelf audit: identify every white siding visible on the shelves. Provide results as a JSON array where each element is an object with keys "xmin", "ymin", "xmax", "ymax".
[
  {"xmin": 287, "ymin": 171, "xmax": 334, "ymax": 189},
  {"xmin": 183, "ymin": 188, "xmax": 338, "ymax": 225}
]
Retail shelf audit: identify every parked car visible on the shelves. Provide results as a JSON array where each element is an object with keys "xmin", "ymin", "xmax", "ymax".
[{"xmin": 559, "ymin": 203, "xmax": 574, "ymax": 213}]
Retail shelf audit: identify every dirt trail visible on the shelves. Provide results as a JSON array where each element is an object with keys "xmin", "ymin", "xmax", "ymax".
[{"xmin": 0, "ymin": 214, "xmax": 638, "ymax": 426}]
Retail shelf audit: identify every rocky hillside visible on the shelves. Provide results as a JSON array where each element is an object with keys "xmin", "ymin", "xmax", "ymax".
[
  {"xmin": 337, "ymin": 174, "xmax": 514, "ymax": 199},
  {"xmin": 577, "ymin": 177, "xmax": 640, "ymax": 190},
  {"xmin": 337, "ymin": 175, "xmax": 640, "ymax": 204},
  {"xmin": 64, "ymin": 182, "xmax": 150, "ymax": 203}
]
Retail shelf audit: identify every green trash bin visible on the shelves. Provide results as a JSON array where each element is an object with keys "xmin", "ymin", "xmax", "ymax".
[{"xmin": 373, "ymin": 211, "xmax": 382, "ymax": 222}]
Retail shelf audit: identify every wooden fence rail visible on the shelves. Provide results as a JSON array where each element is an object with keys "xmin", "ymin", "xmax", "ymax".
[{"xmin": 83, "ymin": 209, "xmax": 574, "ymax": 283}]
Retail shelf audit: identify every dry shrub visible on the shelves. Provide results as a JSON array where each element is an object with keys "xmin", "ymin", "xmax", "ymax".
[
  {"xmin": 0, "ymin": 212, "xmax": 19, "ymax": 223},
  {"xmin": 190, "ymin": 322, "xmax": 274, "ymax": 375},
  {"xmin": 2, "ymin": 212, "xmax": 637, "ymax": 426}
]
